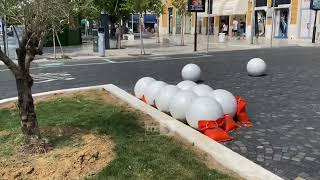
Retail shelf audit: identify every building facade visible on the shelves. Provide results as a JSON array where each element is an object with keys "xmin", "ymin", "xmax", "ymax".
[{"xmin": 159, "ymin": 0, "xmax": 320, "ymax": 41}]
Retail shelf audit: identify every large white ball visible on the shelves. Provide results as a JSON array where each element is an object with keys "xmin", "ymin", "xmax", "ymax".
[
  {"xmin": 192, "ymin": 84, "xmax": 214, "ymax": 97},
  {"xmin": 177, "ymin": 80, "xmax": 197, "ymax": 90},
  {"xmin": 134, "ymin": 77, "xmax": 156, "ymax": 99},
  {"xmin": 155, "ymin": 85, "xmax": 180, "ymax": 112},
  {"xmin": 169, "ymin": 90, "xmax": 198, "ymax": 122},
  {"xmin": 207, "ymin": 89, "xmax": 237, "ymax": 117},
  {"xmin": 186, "ymin": 97, "xmax": 224, "ymax": 129},
  {"xmin": 144, "ymin": 81, "xmax": 167, "ymax": 106},
  {"xmin": 247, "ymin": 58, "xmax": 267, "ymax": 76},
  {"xmin": 181, "ymin": 64, "xmax": 201, "ymax": 82}
]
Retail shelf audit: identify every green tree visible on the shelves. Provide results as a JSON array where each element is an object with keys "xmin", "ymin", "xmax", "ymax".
[
  {"xmin": 0, "ymin": 0, "xmax": 83, "ymax": 153},
  {"xmin": 94, "ymin": 0, "xmax": 132, "ymax": 49},
  {"xmin": 128, "ymin": 0, "xmax": 162, "ymax": 54},
  {"xmin": 149, "ymin": 0, "xmax": 165, "ymax": 43},
  {"xmin": 172, "ymin": 0, "xmax": 189, "ymax": 46}
]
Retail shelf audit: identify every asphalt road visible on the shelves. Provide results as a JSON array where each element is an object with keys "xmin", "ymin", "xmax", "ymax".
[{"xmin": 1, "ymin": 47, "xmax": 320, "ymax": 179}]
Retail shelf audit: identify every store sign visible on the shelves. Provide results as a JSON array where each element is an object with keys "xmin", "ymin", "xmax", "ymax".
[
  {"xmin": 310, "ymin": 0, "xmax": 320, "ymax": 10},
  {"xmin": 188, "ymin": 0, "xmax": 206, "ymax": 12}
]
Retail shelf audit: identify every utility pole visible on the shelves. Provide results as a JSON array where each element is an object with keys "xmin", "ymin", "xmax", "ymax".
[
  {"xmin": 206, "ymin": 0, "xmax": 211, "ymax": 53},
  {"xmin": 1, "ymin": 17, "xmax": 6, "ymax": 55},
  {"xmin": 250, "ymin": 0, "xmax": 256, "ymax": 44},
  {"xmin": 270, "ymin": 0, "xmax": 276, "ymax": 47},
  {"xmin": 312, "ymin": 10, "xmax": 318, "ymax": 43},
  {"xmin": 1, "ymin": 0, "xmax": 7, "ymax": 55},
  {"xmin": 194, "ymin": 12, "xmax": 198, "ymax": 51}
]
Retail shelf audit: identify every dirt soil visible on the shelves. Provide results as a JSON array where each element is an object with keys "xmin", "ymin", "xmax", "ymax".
[{"xmin": 0, "ymin": 127, "xmax": 115, "ymax": 180}]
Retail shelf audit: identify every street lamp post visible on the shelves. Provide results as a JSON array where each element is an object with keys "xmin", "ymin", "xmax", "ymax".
[
  {"xmin": 270, "ymin": 0, "xmax": 276, "ymax": 47},
  {"xmin": 207, "ymin": 0, "xmax": 211, "ymax": 52},
  {"xmin": 250, "ymin": 0, "xmax": 256, "ymax": 44}
]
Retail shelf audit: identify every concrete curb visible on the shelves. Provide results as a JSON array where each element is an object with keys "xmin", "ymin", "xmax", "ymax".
[{"xmin": 0, "ymin": 85, "xmax": 283, "ymax": 180}]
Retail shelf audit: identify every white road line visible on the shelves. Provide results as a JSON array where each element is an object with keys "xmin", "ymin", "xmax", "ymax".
[{"xmin": 0, "ymin": 55, "xmax": 212, "ymax": 72}]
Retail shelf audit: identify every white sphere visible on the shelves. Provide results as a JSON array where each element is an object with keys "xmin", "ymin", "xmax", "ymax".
[
  {"xmin": 155, "ymin": 85, "xmax": 180, "ymax": 112},
  {"xmin": 247, "ymin": 58, "xmax": 267, "ymax": 76},
  {"xmin": 177, "ymin": 80, "xmax": 197, "ymax": 90},
  {"xmin": 186, "ymin": 97, "xmax": 224, "ymax": 129},
  {"xmin": 144, "ymin": 81, "xmax": 167, "ymax": 106},
  {"xmin": 134, "ymin": 77, "xmax": 156, "ymax": 99},
  {"xmin": 169, "ymin": 90, "xmax": 198, "ymax": 122},
  {"xmin": 207, "ymin": 89, "xmax": 237, "ymax": 117},
  {"xmin": 192, "ymin": 84, "xmax": 214, "ymax": 97},
  {"xmin": 181, "ymin": 64, "xmax": 201, "ymax": 82}
]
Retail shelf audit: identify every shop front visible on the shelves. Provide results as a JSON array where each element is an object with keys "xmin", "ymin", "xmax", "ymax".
[
  {"xmin": 212, "ymin": 0, "xmax": 248, "ymax": 36},
  {"xmin": 272, "ymin": 0, "xmax": 291, "ymax": 38},
  {"xmin": 254, "ymin": 0, "xmax": 268, "ymax": 37},
  {"xmin": 299, "ymin": 0, "xmax": 316, "ymax": 38}
]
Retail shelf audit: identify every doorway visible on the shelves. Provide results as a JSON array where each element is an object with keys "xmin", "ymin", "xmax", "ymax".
[
  {"xmin": 219, "ymin": 16, "xmax": 229, "ymax": 33},
  {"xmin": 168, "ymin": 8, "xmax": 173, "ymax": 34},
  {"xmin": 274, "ymin": 8, "xmax": 289, "ymax": 38}
]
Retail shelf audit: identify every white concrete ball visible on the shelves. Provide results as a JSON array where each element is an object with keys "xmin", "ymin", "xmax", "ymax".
[
  {"xmin": 144, "ymin": 81, "xmax": 167, "ymax": 106},
  {"xmin": 169, "ymin": 90, "xmax": 198, "ymax": 122},
  {"xmin": 207, "ymin": 89, "xmax": 237, "ymax": 117},
  {"xmin": 177, "ymin": 80, "xmax": 197, "ymax": 90},
  {"xmin": 134, "ymin": 77, "xmax": 156, "ymax": 99},
  {"xmin": 155, "ymin": 85, "xmax": 180, "ymax": 112},
  {"xmin": 247, "ymin": 58, "xmax": 267, "ymax": 76},
  {"xmin": 181, "ymin": 64, "xmax": 201, "ymax": 82},
  {"xmin": 186, "ymin": 97, "xmax": 224, "ymax": 129},
  {"xmin": 192, "ymin": 84, "xmax": 214, "ymax": 97}
]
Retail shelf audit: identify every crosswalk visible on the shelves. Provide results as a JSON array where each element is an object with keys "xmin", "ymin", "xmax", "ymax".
[{"xmin": 31, "ymin": 72, "xmax": 75, "ymax": 84}]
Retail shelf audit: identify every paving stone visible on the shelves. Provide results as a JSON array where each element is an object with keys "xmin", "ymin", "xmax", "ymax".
[{"xmin": 305, "ymin": 157, "xmax": 316, "ymax": 161}]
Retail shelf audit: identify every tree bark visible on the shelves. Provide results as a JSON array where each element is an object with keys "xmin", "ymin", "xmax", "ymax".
[
  {"xmin": 181, "ymin": 15, "xmax": 185, "ymax": 46},
  {"xmin": 139, "ymin": 13, "xmax": 145, "ymax": 55},
  {"xmin": 156, "ymin": 17, "xmax": 160, "ymax": 43},
  {"xmin": 15, "ymin": 49, "xmax": 41, "ymax": 145}
]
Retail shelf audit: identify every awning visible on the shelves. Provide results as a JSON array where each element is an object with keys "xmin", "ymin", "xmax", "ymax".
[
  {"xmin": 212, "ymin": 0, "xmax": 226, "ymax": 16},
  {"xmin": 212, "ymin": 0, "xmax": 248, "ymax": 16}
]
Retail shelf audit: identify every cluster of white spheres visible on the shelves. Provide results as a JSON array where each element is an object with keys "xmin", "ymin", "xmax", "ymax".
[
  {"xmin": 186, "ymin": 97, "xmax": 224, "ymax": 129},
  {"xmin": 169, "ymin": 90, "xmax": 198, "ymax": 122},
  {"xmin": 192, "ymin": 84, "xmax": 214, "ymax": 97},
  {"xmin": 144, "ymin": 81, "xmax": 167, "ymax": 105},
  {"xmin": 247, "ymin": 58, "xmax": 267, "ymax": 76},
  {"xmin": 177, "ymin": 80, "xmax": 197, "ymax": 90},
  {"xmin": 181, "ymin": 64, "xmax": 201, "ymax": 82},
  {"xmin": 207, "ymin": 89, "xmax": 237, "ymax": 117},
  {"xmin": 134, "ymin": 77, "xmax": 155, "ymax": 99},
  {"xmin": 155, "ymin": 85, "xmax": 180, "ymax": 112}
]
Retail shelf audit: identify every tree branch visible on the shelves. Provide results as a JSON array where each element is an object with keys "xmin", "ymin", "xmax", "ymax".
[
  {"xmin": 0, "ymin": 49, "xmax": 20, "ymax": 76},
  {"xmin": 12, "ymin": 25, "xmax": 23, "ymax": 48}
]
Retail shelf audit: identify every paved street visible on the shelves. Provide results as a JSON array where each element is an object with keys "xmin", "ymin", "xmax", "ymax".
[{"xmin": 1, "ymin": 47, "xmax": 320, "ymax": 179}]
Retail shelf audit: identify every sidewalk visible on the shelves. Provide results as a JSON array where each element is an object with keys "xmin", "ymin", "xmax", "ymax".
[
  {"xmin": 1, "ymin": 34, "xmax": 320, "ymax": 66},
  {"xmin": 40, "ymin": 34, "xmax": 320, "ymax": 60}
]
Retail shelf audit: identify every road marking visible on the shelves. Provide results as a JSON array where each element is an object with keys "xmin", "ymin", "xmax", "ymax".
[
  {"xmin": 0, "ymin": 54, "xmax": 212, "ymax": 72},
  {"xmin": 32, "ymin": 72, "xmax": 75, "ymax": 84}
]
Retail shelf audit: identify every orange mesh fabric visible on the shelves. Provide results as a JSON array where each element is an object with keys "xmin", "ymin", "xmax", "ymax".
[
  {"xmin": 223, "ymin": 114, "xmax": 241, "ymax": 132},
  {"xmin": 235, "ymin": 96, "xmax": 253, "ymax": 127},
  {"xmin": 198, "ymin": 119, "xmax": 233, "ymax": 142},
  {"xmin": 204, "ymin": 127, "xmax": 233, "ymax": 142}
]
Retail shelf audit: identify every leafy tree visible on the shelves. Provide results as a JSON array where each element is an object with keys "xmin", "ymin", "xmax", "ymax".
[
  {"xmin": 128, "ymin": 0, "xmax": 162, "ymax": 54},
  {"xmin": 94, "ymin": 0, "xmax": 132, "ymax": 49},
  {"xmin": 149, "ymin": 0, "xmax": 165, "ymax": 43},
  {"xmin": 0, "ymin": 0, "xmax": 82, "ymax": 153},
  {"xmin": 172, "ymin": 0, "xmax": 189, "ymax": 46}
]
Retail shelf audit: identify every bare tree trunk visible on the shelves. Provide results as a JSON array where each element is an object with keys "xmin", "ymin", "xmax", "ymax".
[
  {"xmin": 14, "ymin": 49, "xmax": 48, "ymax": 154},
  {"xmin": 55, "ymin": 32, "xmax": 64, "ymax": 58},
  {"xmin": 181, "ymin": 15, "xmax": 185, "ymax": 46},
  {"xmin": 139, "ymin": 13, "xmax": 145, "ymax": 55},
  {"xmin": 53, "ymin": 28, "xmax": 56, "ymax": 60},
  {"xmin": 156, "ymin": 17, "xmax": 160, "ymax": 43}
]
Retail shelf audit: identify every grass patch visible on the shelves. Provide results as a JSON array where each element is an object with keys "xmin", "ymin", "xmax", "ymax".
[{"xmin": 0, "ymin": 94, "xmax": 232, "ymax": 179}]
